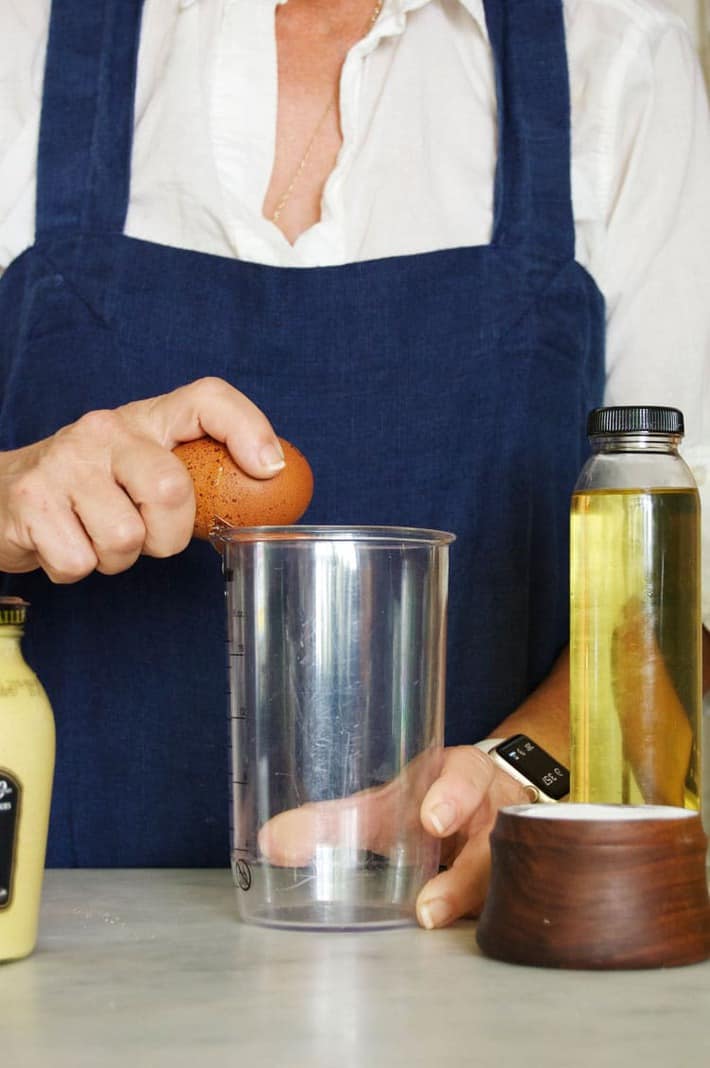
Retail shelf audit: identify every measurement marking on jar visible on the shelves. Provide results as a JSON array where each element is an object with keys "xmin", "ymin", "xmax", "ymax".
[{"xmin": 235, "ymin": 860, "xmax": 252, "ymax": 891}]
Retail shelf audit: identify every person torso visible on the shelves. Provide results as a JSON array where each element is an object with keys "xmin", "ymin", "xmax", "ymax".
[{"xmin": 0, "ymin": 0, "xmax": 604, "ymax": 866}]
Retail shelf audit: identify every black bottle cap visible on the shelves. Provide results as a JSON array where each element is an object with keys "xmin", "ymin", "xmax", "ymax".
[{"xmin": 587, "ymin": 406, "xmax": 684, "ymax": 437}]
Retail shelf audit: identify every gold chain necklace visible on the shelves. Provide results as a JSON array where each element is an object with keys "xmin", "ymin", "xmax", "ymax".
[{"xmin": 272, "ymin": 0, "xmax": 384, "ymax": 224}]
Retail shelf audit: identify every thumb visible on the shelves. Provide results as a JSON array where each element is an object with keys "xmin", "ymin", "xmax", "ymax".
[
  {"xmin": 120, "ymin": 377, "xmax": 285, "ymax": 478},
  {"xmin": 420, "ymin": 746, "xmax": 496, "ymax": 839}
]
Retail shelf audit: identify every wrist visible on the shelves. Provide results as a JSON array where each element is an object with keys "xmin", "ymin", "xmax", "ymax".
[{"xmin": 494, "ymin": 647, "xmax": 571, "ymax": 764}]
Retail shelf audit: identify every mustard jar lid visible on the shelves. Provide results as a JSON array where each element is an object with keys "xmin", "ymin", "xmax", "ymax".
[{"xmin": 0, "ymin": 598, "xmax": 29, "ymax": 626}]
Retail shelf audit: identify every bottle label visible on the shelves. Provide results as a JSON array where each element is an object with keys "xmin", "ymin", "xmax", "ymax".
[
  {"xmin": 0, "ymin": 678, "xmax": 41, "ymax": 699},
  {"xmin": 0, "ymin": 769, "xmax": 21, "ymax": 910}
]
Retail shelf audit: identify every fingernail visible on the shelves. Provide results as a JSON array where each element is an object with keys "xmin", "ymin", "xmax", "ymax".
[
  {"xmin": 419, "ymin": 898, "xmax": 452, "ymax": 930},
  {"xmin": 429, "ymin": 801, "xmax": 456, "ymax": 835},
  {"xmin": 259, "ymin": 441, "xmax": 285, "ymax": 472}
]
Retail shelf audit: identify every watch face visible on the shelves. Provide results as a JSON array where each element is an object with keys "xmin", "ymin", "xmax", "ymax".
[{"xmin": 497, "ymin": 735, "xmax": 570, "ymax": 800}]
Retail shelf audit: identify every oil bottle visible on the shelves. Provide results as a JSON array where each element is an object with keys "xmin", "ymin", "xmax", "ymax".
[
  {"xmin": 0, "ymin": 597, "xmax": 55, "ymax": 962},
  {"xmin": 570, "ymin": 407, "xmax": 701, "ymax": 809}
]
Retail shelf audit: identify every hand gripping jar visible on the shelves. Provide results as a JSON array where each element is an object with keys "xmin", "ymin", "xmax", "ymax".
[
  {"xmin": 569, "ymin": 407, "xmax": 701, "ymax": 809},
  {"xmin": 0, "ymin": 598, "xmax": 56, "ymax": 962}
]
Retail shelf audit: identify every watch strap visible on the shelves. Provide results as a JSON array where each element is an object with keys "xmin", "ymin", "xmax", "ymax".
[{"xmin": 474, "ymin": 738, "xmax": 505, "ymax": 755}]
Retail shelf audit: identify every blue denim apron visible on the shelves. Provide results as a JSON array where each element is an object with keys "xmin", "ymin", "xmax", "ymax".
[{"xmin": 0, "ymin": 0, "xmax": 604, "ymax": 866}]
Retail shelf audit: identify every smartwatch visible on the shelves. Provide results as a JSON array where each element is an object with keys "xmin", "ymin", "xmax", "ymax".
[{"xmin": 475, "ymin": 734, "xmax": 570, "ymax": 803}]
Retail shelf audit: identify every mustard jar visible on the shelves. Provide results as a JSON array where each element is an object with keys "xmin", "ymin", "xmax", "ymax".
[{"xmin": 0, "ymin": 597, "xmax": 55, "ymax": 963}]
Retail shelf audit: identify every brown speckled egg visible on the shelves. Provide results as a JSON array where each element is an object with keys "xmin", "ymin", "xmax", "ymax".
[{"xmin": 173, "ymin": 436, "xmax": 314, "ymax": 539}]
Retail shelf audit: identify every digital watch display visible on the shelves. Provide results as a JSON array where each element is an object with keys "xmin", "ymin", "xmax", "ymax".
[{"xmin": 475, "ymin": 734, "xmax": 570, "ymax": 803}]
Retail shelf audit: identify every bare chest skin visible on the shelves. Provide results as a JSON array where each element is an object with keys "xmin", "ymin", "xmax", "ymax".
[{"xmin": 262, "ymin": 0, "xmax": 381, "ymax": 245}]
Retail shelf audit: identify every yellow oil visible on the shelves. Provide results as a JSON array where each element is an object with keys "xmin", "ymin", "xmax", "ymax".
[{"xmin": 570, "ymin": 488, "xmax": 700, "ymax": 808}]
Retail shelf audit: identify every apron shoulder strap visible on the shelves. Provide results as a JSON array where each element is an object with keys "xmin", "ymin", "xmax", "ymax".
[
  {"xmin": 485, "ymin": 0, "xmax": 576, "ymax": 260},
  {"xmin": 36, "ymin": 0, "xmax": 144, "ymax": 238}
]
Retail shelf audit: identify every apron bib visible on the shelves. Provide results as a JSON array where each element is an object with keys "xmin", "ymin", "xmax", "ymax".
[{"xmin": 0, "ymin": 0, "xmax": 604, "ymax": 865}]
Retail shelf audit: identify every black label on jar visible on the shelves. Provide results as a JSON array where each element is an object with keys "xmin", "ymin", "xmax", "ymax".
[{"xmin": 0, "ymin": 769, "xmax": 21, "ymax": 910}]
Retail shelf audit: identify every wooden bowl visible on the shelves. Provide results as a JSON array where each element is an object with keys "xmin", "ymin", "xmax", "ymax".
[{"xmin": 476, "ymin": 804, "xmax": 710, "ymax": 970}]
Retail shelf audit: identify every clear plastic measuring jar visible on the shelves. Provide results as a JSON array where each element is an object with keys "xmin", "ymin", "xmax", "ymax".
[{"xmin": 214, "ymin": 526, "xmax": 455, "ymax": 930}]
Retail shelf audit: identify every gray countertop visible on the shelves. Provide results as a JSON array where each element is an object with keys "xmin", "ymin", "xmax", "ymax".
[{"xmin": 1, "ymin": 869, "xmax": 708, "ymax": 1067}]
